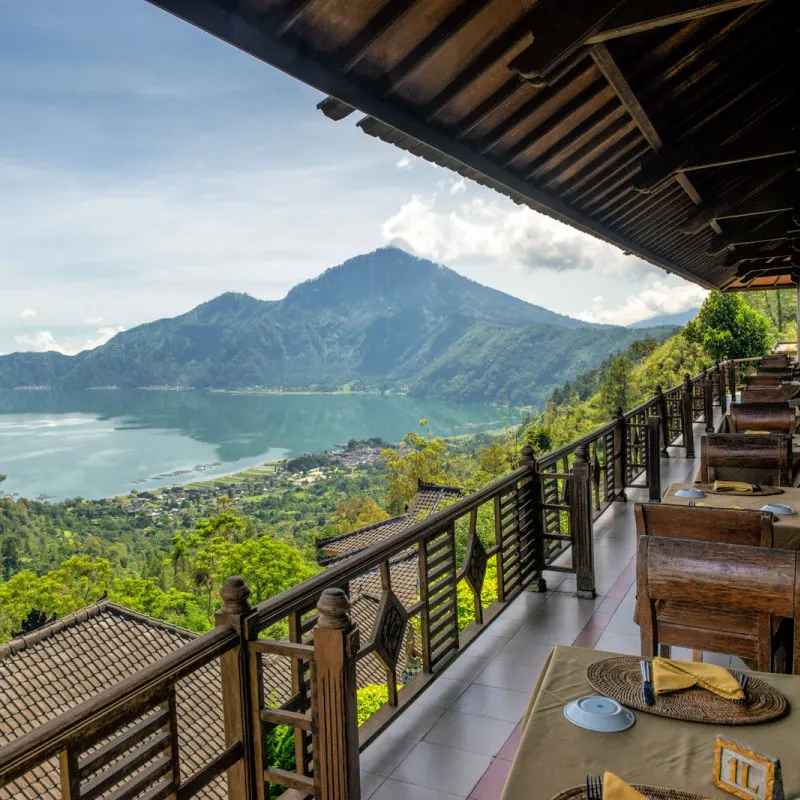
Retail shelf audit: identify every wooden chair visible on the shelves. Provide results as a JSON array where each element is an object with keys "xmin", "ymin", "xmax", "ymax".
[
  {"xmin": 763, "ymin": 355, "xmax": 790, "ymax": 369},
  {"xmin": 746, "ymin": 374, "xmax": 782, "ymax": 387},
  {"xmin": 700, "ymin": 433, "xmax": 792, "ymax": 486},
  {"xmin": 637, "ymin": 536, "xmax": 800, "ymax": 673},
  {"xmin": 729, "ymin": 403, "xmax": 797, "ymax": 434},
  {"xmin": 634, "ymin": 503, "xmax": 775, "ymax": 661},
  {"xmin": 741, "ymin": 387, "xmax": 795, "ymax": 404}
]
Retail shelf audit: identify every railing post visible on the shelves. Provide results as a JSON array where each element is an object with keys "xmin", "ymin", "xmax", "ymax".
[
  {"xmin": 570, "ymin": 446, "xmax": 596, "ymax": 599},
  {"xmin": 612, "ymin": 407, "xmax": 627, "ymax": 501},
  {"xmin": 704, "ymin": 370, "xmax": 714, "ymax": 433},
  {"xmin": 655, "ymin": 386, "xmax": 669, "ymax": 457},
  {"xmin": 312, "ymin": 588, "xmax": 361, "ymax": 800},
  {"xmin": 681, "ymin": 373, "xmax": 695, "ymax": 458},
  {"xmin": 716, "ymin": 360, "xmax": 728, "ymax": 414},
  {"xmin": 646, "ymin": 416, "xmax": 661, "ymax": 502},
  {"xmin": 216, "ymin": 577, "xmax": 257, "ymax": 800},
  {"xmin": 520, "ymin": 445, "xmax": 547, "ymax": 592},
  {"xmin": 728, "ymin": 358, "xmax": 737, "ymax": 404}
]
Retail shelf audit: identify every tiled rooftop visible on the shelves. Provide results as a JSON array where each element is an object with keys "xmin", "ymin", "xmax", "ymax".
[{"xmin": 358, "ymin": 411, "xmax": 734, "ymax": 800}]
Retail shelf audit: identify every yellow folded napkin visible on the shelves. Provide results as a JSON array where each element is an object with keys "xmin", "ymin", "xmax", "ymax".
[
  {"xmin": 744, "ymin": 430, "xmax": 771, "ymax": 434},
  {"xmin": 652, "ymin": 657, "xmax": 744, "ymax": 700},
  {"xmin": 713, "ymin": 480, "xmax": 754, "ymax": 493},
  {"xmin": 602, "ymin": 772, "xmax": 648, "ymax": 800}
]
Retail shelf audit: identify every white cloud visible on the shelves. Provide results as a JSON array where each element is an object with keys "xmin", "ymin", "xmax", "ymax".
[
  {"xmin": 18, "ymin": 308, "xmax": 37, "ymax": 319},
  {"xmin": 580, "ymin": 281, "xmax": 708, "ymax": 326},
  {"xmin": 395, "ymin": 156, "xmax": 413, "ymax": 170},
  {"xmin": 449, "ymin": 179, "xmax": 466, "ymax": 195},
  {"xmin": 381, "ymin": 193, "xmax": 647, "ymax": 275},
  {"xmin": 84, "ymin": 315, "xmax": 104, "ymax": 325},
  {"xmin": 13, "ymin": 326, "xmax": 124, "ymax": 356}
]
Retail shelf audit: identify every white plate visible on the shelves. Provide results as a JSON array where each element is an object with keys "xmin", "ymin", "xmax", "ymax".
[
  {"xmin": 760, "ymin": 503, "xmax": 797, "ymax": 516},
  {"xmin": 675, "ymin": 487, "xmax": 705, "ymax": 498},
  {"xmin": 563, "ymin": 696, "xmax": 635, "ymax": 732}
]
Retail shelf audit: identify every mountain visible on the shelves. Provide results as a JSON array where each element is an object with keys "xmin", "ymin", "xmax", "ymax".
[
  {"xmin": 0, "ymin": 248, "xmax": 672, "ymax": 405},
  {"xmin": 628, "ymin": 308, "xmax": 698, "ymax": 328}
]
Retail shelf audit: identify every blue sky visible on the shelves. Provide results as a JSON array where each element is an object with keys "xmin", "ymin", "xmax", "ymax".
[{"xmin": 0, "ymin": 0, "xmax": 706, "ymax": 355}]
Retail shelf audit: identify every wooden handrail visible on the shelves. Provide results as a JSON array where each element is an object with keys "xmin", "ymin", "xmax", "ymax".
[
  {"xmin": 246, "ymin": 464, "xmax": 532, "ymax": 632},
  {"xmin": 0, "ymin": 625, "xmax": 238, "ymax": 786}
]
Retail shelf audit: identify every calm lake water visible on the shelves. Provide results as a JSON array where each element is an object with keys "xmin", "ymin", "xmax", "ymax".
[{"xmin": 0, "ymin": 390, "xmax": 512, "ymax": 501}]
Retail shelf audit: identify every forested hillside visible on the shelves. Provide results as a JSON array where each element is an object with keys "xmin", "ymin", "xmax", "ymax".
[{"xmin": 0, "ymin": 248, "xmax": 673, "ymax": 404}]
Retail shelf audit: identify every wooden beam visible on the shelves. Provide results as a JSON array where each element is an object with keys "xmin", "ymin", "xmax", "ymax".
[
  {"xmin": 274, "ymin": 0, "xmax": 315, "ymax": 38},
  {"xmin": 635, "ymin": 128, "xmax": 796, "ymax": 194},
  {"xmin": 587, "ymin": 0, "xmax": 771, "ymax": 43},
  {"xmin": 679, "ymin": 181, "xmax": 793, "ymax": 233},
  {"xmin": 508, "ymin": 0, "xmax": 768, "ymax": 84},
  {"xmin": 507, "ymin": 0, "xmax": 625, "ymax": 87},
  {"xmin": 725, "ymin": 243, "xmax": 799, "ymax": 268},
  {"xmin": 707, "ymin": 217, "xmax": 799, "ymax": 255},
  {"xmin": 735, "ymin": 265, "xmax": 800, "ymax": 283}
]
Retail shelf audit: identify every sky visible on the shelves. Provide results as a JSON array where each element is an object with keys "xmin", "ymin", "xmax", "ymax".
[{"xmin": 0, "ymin": 1, "xmax": 708, "ymax": 356}]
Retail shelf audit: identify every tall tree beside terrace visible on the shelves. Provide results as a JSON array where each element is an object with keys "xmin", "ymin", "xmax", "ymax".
[
  {"xmin": 598, "ymin": 355, "xmax": 633, "ymax": 413},
  {"xmin": 683, "ymin": 290, "xmax": 770, "ymax": 360},
  {"xmin": 334, "ymin": 496, "xmax": 389, "ymax": 533}
]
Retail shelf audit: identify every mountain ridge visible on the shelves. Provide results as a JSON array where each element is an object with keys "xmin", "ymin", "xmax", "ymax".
[{"xmin": 0, "ymin": 248, "xmax": 674, "ymax": 404}]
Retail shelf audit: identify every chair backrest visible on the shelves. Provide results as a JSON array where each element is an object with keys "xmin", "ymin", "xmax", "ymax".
[
  {"xmin": 730, "ymin": 403, "xmax": 796, "ymax": 434},
  {"xmin": 636, "ymin": 536, "xmax": 800, "ymax": 672},
  {"xmin": 700, "ymin": 433, "xmax": 791, "ymax": 485},
  {"xmin": 741, "ymin": 387, "xmax": 793, "ymax": 404},
  {"xmin": 747, "ymin": 374, "xmax": 782, "ymax": 387},
  {"xmin": 634, "ymin": 502, "xmax": 773, "ymax": 547},
  {"xmin": 763, "ymin": 355, "xmax": 790, "ymax": 368}
]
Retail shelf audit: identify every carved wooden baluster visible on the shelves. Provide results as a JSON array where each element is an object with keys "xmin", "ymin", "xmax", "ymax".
[
  {"xmin": 519, "ymin": 445, "xmax": 546, "ymax": 592},
  {"xmin": 591, "ymin": 441, "xmax": 601, "ymax": 511},
  {"xmin": 646, "ymin": 415, "xmax": 661, "ymax": 502},
  {"xmin": 311, "ymin": 589, "xmax": 360, "ymax": 800},
  {"xmin": 493, "ymin": 494, "xmax": 506, "ymax": 604},
  {"xmin": 716, "ymin": 360, "xmax": 728, "ymax": 414},
  {"xmin": 216, "ymin": 576, "xmax": 256, "ymax": 800},
  {"xmin": 570, "ymin": 446, "xmax": 595, "ymax": 599},
  {"xmin": 728, "ymin": 358, "xmax": 737, "ymax": 404},
  {"xmin": 288, "ymin": 609, "xmax": 313, "ymax": 779},
  {"xmin": 378, "ymin": 560, "xmax": 399, "ymax": 706},
  {"xmin": 704, "ymin": 371, "xmax": 714, "ymax": 433},
  {"xmin": 681, "ymin": 373, "xmax": 695, "ymax": 458},
  {"xmin": 654, "ymin": 386, "xmax": 669, "ymax": 456},
  {"xmin": 612, "ymin": 407, "xmax": 627, "ymax": 501},
  {"xmin": 463, "ymin": 507, "xmax": 487, "ymax": 623}
]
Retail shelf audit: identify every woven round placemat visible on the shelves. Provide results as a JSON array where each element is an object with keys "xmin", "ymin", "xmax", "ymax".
[
  {"xmin": 587, "ymin": 656, "xmax": 787, "ymax": 725},
  {"xmin": 551, "ymin": 784, "xmax": 707, "ymax": 800}
]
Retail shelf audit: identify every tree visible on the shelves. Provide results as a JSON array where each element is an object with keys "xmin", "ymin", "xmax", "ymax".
[
  {"xmin": 334, "ymin": 496, "xmax": 389, "ymax": 533},
  {"xmin": 598, "ymin": 355, "xmax": 633, "ymax": 413},
  {"xmin": 381, "ymin": 421, "xmax": 454, "ymax": 510},
  {"xmin": 683, "ymin": 291, "xmax": 770, "ymax": 360}
]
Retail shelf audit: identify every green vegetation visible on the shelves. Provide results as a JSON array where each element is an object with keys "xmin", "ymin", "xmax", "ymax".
[{"xmin": 0, "ymin": 247, "xmax": 675, "ymax": 405}]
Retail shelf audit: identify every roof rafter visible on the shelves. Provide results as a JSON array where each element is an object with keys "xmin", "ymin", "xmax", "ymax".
[
  {"xmin": 707, "ymin": 215, "xmax": 799, "ymax": 254},
  {"xmin": 507, "ymin": 0, "xmax": 768, "ymax": 85}
]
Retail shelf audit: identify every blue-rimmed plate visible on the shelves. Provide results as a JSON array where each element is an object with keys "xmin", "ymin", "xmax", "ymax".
[
  {"xmin": 563, "ymin": 696, "xmax": 635, "ymax": 732},
  {"xmin": 760, "ymin": 503, "xmax": 796, "ymax": 515},
  {"xmin": 675, "ymin": 487, "xmax": 705, "ymax": 499}
]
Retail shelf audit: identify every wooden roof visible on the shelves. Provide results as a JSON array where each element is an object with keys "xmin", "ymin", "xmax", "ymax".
[{"xmin": 148, "ymin": 0, "xmax": 797, "ymax": 291}]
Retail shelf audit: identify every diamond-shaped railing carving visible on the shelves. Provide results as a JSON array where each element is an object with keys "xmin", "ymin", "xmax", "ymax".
[
  {"xmin": 372, "ymin": 590, "xmax": 409, "ymax": 671},
  {"xmin": 463, "ymin": 534, "xmax": 488, "ymax": 597}
]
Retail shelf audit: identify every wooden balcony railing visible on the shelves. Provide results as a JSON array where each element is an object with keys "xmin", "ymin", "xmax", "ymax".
[{"xmin": 0, "ymin": 356, "xmax": 764, "ymax": 800}]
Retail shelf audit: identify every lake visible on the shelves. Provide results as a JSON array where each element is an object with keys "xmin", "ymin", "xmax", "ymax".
[{"xmin": 0, "ymin": 390, "xmax": 513, "ymax": 501}]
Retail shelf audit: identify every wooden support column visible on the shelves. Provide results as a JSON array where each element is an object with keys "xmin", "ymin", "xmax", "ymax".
[
  {"xmin": 216, "ymin": 577, "xmax": 257, "ymax": 800},
  {"xmin": 728, "ymin": 359, "xmax": 737, "ymax": 404},
  {"xmin": 612, "ymin": 407, "xmax": 628, "ymax": 501},
  {"xmin": 312, "ymin": 589, "xmax": 361, "ymax": 800},
  {"xmin": 681, "ymin": 374, "xmax": 695, "ymax": 458},
  {"xmin": 520, "ymin": 444, "xmax": 547, "ymax": 592},
  {"xmin": 570, "ymin": 446, "xmax": 596, "ymax": 599},
  {"xmin": 716, "ymin": 361, "xmax": 728, "ymax": 414},
  {"xmin": 646, "ymin": 416, "xmax": 662, "ymax": 503},
  {"xmin": 655, "ymin": 386, "xmax": 670, "ymax": 456},
  {"xmin": 704, "ymin": 371, "xmax": 715, "ymax": 433},
  {"xmin": 796, "ymin": 282, "xmax": 800, "ymax": 353}
]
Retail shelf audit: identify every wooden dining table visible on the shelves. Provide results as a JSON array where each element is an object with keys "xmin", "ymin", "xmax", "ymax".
[
  {"xmin": 500, "ymin": 646, "xmax": 800, "ymax": 800},
  {"xmin": 663, "ymin": 482, "xmax": 800, "ymax": 550}
]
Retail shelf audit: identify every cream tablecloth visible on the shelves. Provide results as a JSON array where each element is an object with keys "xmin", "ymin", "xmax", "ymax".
[
  {"xmin": 663, "ymin": 482, "xmax": 800, "ymax": 550},
  {"xmin": 501, "ymin": 646, "xmax": 800, "ymax": 800}
]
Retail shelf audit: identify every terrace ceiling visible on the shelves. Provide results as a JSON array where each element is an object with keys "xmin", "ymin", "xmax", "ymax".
[{"xmin": 148, "ymin": 0, "xmax": 798, "ymax": 291}]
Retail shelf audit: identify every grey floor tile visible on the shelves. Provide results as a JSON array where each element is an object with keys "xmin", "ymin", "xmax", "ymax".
[
  {"xmin": 480, "ymin": 611, "xmax": 526, "ymax": 638},
  {"xmin": 372, "ymin": 777, "xmax": 463, "ymax": 800},
  {"xmin": 603, "ymin": 607, "xmax": 638, "ymax": 636},
  {"xmin": 594, "ymin": 631, "xmax": 641, "ymax": 656},
  {"xmin": 391, "ymin": 741, "xmax": 491, "ymax": 797},
  {"xmin": 451, "ymin": 683, "xmax": 530, "ymax": 723},
  {"xmin": 500, "ymin": 634, "xmax": 562, "ymax": 665},
  {"xmin": 423, "ymin": 709, "xmax": 515, "ymax": 756},
  {"xmin": 360, "ymin": 734, "xmax": 418, "ymax": 777},
  {"xmin": 380, "ymin": 702, "xmax": 446, "ymax": 742},
  {"xmin": 474, "ymin": 656, "xmax": 544, "ymax": 693},
  {"xmin": 462, "ymin": 633, "xmax": 510, "ymax": 660},
  {"xmin": 414, "ymin": 678, "xmax": 470, "ymax": 709},
  {"xmin": 436, "ymin": 654, "xmax": 490, "ymax": 684},
  {"xmin": 361, "ymin": 771, "xmax": 386, "ymax": 799}
]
